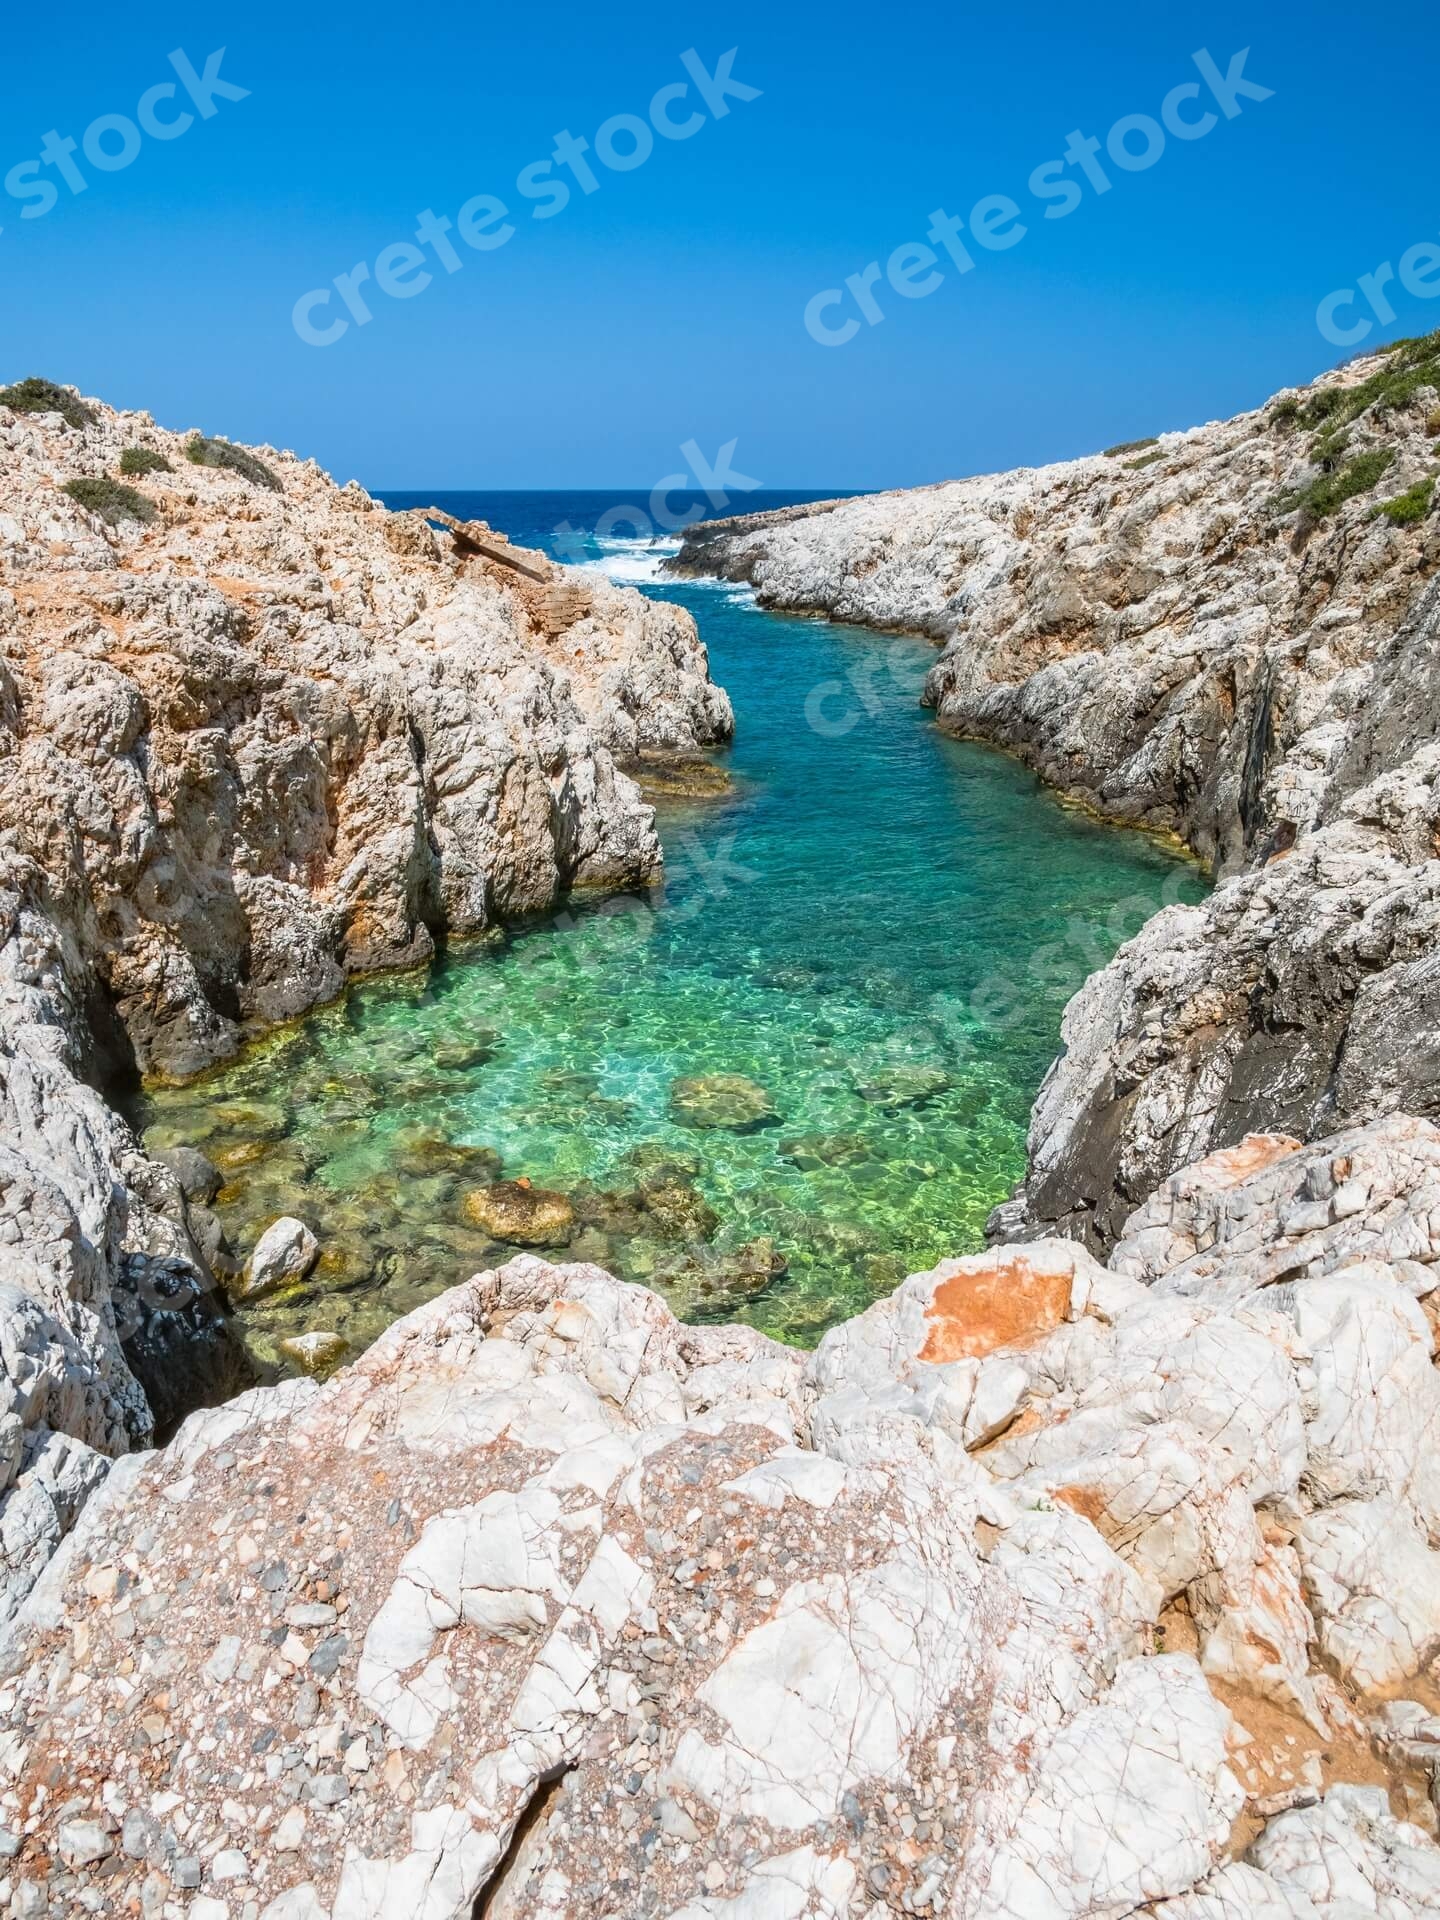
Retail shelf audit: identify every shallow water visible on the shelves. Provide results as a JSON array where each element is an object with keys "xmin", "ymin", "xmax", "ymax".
[{"xmin": 134, "ymin": 492, "xmax": 1207, "ymax": 1375}]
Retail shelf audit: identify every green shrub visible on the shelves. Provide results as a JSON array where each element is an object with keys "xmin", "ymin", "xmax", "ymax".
[
  {"xmin": 1300, "ymin": 330, "xmax": 1440, "ymax": 446},
  {"xmin": 1269, "ymin": 447, "xmax": 1395, "ymax": 522},
  {"xmin": 1374, "ymin": 476, "xmax": 1435, "ymax": 526},
  {"xmin": 0, "ymin": 377, "xmax": 94, "ymax": 430},
  {"xmin": 63, "ymin": 477, "xmax": 157, "ymax": 526},
  {"xmin": 185, "ymin": 434, "xmax": 282, "ymax": 492},
  {"xmin": 1125, "ymin": 450, "xmax": 1167, "ymax": 471},
  {"xmin": 1104, "ymin": 436, "xmax": 1159, "ymax": 458},
  {"xmin": 1298, "ymin": 387, "xmax": 1346, "ymax": 429},
  {"xmin": 1310, "ymin": 428, "xmax": 1351, "ymax": 470},
  {"xmin": 1427, "ymin": 408, "xmax": 1440, "ymax": 438},
  {"xmin": 119, "ymin": 446, "xmax": 172, "ymax": 476},
  {"xmin": 1269, "ymin": 395, "xmax": 1302, "ymax": 429}
]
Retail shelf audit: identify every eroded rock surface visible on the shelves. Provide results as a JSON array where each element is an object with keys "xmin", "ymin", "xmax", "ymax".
[
  {"xmin": 3, "ymin": 1116, "xmax": 1439, "ymax": 1917},
  {"xmin": 673, "ymin": 342, "xmax": 1440, "ymax": 1246},
  {"xmin": 0, "ymin": 389, "xmax": 731, "ymax": 1083}
]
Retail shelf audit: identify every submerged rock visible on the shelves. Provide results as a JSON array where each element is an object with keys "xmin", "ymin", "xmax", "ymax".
[
  {"xmin": 210, "ymin": 1136, "xmax": 278, "ymax": 1175},
  {"xmin": 461, "ymin": 1181, "xmax": 575, "ymax": 1247},
  {"xmin": 389, "ymin": 1131, "xmax": 503, "ymax": 1182},
  {"xmin": 622, "ymin": 754, "xmax": 733, "ymax": 799},
  {"xmin": 669, "ymin": 1072, "xmax": 777, "ymax": 1131},
  {"xmin": 277, "ymin": 1330, "xmax": 349, "ymax": 1377},
  {"xmin": 624, "ymin": 1141, "xmax": 703, "ymax": 1178},
  {"xmin": 851, "ymin": 1061, "xmax": 951, "ymax": 1110},
  {"xmin": 656, "ymin": 1235, "xmax": 789, "ymax": 1309},
  {"xmin": 635, "ymin": 1177, "xmax": 722, "ymax": 1245},
  {"xmin": 432, "ymin": 1031, "xmax": 500, "ymax": 1072},
  {"xmin": 779, "ymin": 1130, "xmax": 875, "ymax": 1168},
  {"xmin": 233, "ymin": 1217, "xmax": 320, "ymax": 1303}
]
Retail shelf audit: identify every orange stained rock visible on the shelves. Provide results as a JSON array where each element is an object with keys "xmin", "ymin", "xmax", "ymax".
[
  {"xmin": 919, "ymin": 1252, "xmax": 1074, "ymax": 1363},
  {"xmin": 1194, "ymin": 1133, "xmax": 1303, "ymax": 1189}
]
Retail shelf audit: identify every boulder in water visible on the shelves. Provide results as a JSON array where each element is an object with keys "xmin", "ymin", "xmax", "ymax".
[
  {"xmin": 155, "ymin": 1145, "xmax": 223, "ymax": 1205},
  {"xmin": 278, "ymin": 1330, "xmax": 349, "ymax": 1378},
  {"xmin": 669, "ymin": 1073, "xmax": 777, "ymax": 1132},
  {"xmin": 852, "ymin": 1063, "xmax": 951, "ymax": 1110},
  {"xmin": 624, "ymin": 1142, "xmax": 702, "ymax": 1178},
  {"xmin": 391, "ymin": 1131, "xmax": 503, "ymax": 1181},
  {"xmin": 432, "ymin": 1032, "xmax": 499, "ymax": 1072},
  {"xmin": 639, "ymin": 1178, "xmax": 721, "ymax": 1244},
  {"xmin": 779, "ymin": 1131, "xmax": 874, "ymax": 1169},
  {"xmin": 462, "ymin": 1181, "xmax": 575, "ymax": 1247},
  {"xmin": 233, "ymin": 1217, "xmax": 320, "ymax": 1303}
]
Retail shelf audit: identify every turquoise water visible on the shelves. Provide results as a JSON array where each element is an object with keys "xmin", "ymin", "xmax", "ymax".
[{"xmin": 136, "ymin": 493, "xmax": 1205, "ymax": 1372}]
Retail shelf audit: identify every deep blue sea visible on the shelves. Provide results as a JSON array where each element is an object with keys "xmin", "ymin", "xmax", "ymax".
[{"xmin": 138, "ymin": 491, "xmax": 1205, "ymax": 1366}]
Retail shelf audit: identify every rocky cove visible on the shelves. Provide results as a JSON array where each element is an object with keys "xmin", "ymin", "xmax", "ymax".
[
  {"xmin": 126, "ymin": 498, "xmax": 1204, "ymax": 1381},
  {"xmin": 1, "ymin": 348, "xmax": 1439, "ymax": 1918}
]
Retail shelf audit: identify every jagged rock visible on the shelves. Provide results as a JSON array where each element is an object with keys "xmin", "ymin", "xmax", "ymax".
[
  {"xmin": 3, "ymin": 1117, "xmax": 1440, "ymax": 1912},
  {"xmin": 0, "ymin": 389, "xmax": 732, "ymax": 1084},
  {"xmin": 0, "ymin": 1256, "xmax": 1239, "ymax": 1919}
]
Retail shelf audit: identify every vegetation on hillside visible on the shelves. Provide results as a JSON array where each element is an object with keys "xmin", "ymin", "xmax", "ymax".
[
  {"xmin": 185, "ymin": 434, "xmax": 282, "ymax": 492},
  {"xmin": 119, "ymin": 447, "xmax": 173, "ymax": 477},
  {"xmin": 1269, "ymin": 448, "xmax": 1395, "ymax": 523},
  {"xmin": 63, "ymin": 477, "xmax": 157, "ymax": 526},
  {"xmin": 1374, "ymin": 476, "xmax": 1436, "ymax": 526},
  {"xmin": 0, "ymin": 377, "xmax": 95, "ymax": 431}
]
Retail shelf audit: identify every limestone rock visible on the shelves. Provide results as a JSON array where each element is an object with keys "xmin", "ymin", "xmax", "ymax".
[
  {"xmin": 236, "ymin": 1216, "xmax": 320, "ymax": 1302},
  {"xmin": 0, "ymin": 388, "xmax": 732, "ymax": 1083},
  {"xmin": 5, "ymin": 1114, "xmax": 1440, "ymax": 1912},
  {"xmin": 0, "ymin": 1255, "xmax": 1249, "ymax": 1919}
]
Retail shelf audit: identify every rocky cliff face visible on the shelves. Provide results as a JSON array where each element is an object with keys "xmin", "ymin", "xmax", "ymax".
[
  {"xmin": 4, "ymin": 1119, "xmax": 1440, "ymax": 1916},
  {"xmin": 673, "ymin": 336, "xmax": 1440, "ymax": 1246},
  {"xmin": 0, "ymin": 393, "xmax": 731, "ymax": 1083},
  {"xmin": 0, "ymin": 385, "xmax": 732, "ymax": 1611}
]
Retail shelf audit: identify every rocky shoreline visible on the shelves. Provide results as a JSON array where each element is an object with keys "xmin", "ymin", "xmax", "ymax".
[
  {"xmin": 2, "ymin": 368, "xmax": 1440, "ymax": 1914},
  {"xmin": 672, "ymin": 335, "xmax": 1440, "ymax": 1250},
  {"xmin": 0, "ymin": 383, "xmax": 730, "ymax": 1609}
]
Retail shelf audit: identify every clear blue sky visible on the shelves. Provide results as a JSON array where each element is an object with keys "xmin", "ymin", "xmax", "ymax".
[{"xmin": 2, "ymin": 2, "xmax": 1435, "ymax": 489}]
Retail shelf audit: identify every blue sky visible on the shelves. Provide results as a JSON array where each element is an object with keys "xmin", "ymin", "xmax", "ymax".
[{"xmin": 1, "ymin": 2, "xmax": 1436, "ymax": 489}]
